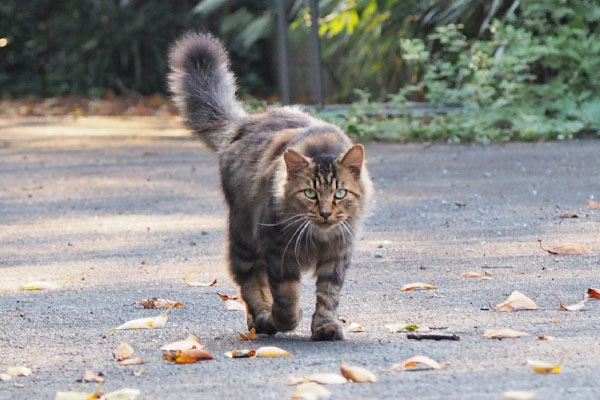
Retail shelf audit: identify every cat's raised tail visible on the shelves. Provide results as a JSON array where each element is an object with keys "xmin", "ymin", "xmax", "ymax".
[{"xmin": 168, "ymin": 32, "xmax": 247, "ymax": 152}]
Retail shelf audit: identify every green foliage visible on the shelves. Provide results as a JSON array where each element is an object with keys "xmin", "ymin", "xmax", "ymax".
[{"xmin": 318, "ymin": 0, "xmax": 600, "ymax": 143}]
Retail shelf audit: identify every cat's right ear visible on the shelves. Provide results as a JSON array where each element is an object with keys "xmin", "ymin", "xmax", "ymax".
[{"xmin": 284, "ymin": 149, "xmax": 309, "ymax": 175}]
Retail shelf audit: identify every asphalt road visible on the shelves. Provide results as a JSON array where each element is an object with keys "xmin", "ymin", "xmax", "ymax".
[{"xmin": 1, "ymin": 116, "xmax": 599, "ymax": 399}]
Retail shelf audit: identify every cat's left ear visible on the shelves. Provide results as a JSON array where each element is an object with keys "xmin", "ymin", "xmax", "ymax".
[{"xmin": 340, "ymin": 144, "xmax": 364, "ymax": 178}]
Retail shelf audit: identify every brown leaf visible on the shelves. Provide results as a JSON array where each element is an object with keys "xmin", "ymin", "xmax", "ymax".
[
  {"xmin": 113, "ymin": 342, "xmax": 135, "ymax": 361},
  {"xmin": 118, "ymin": 357, "xmax": 144, "ymax": 366},
  {"xmin": 83, "ymin": 370, "xmax": 104, "ymax": 383},
  {"xmin": 539, "ymin": 241, "xmax": 591, "ymax": 255},
  {"xmin": 135, "ymin": 298, "xmax": 185, "ymax": 309},
  {"xmin": 160, "ymin": 333, "xmax": 203, "ymax": 351},
  {"xmin": 386, "ymin": 355, "xmax": 448, "ymax": 372},
  {"xmin": 559, "ymin": 213, "xmax": 584, "ymax": 219},
  {"xmin": 184, "ymin": 274, "xmax": 217, "ymax": 287},
  {"xmin": 162, "ymin": 349, "xmax": 213, "ymax": 363},
  {"xmin": 460, "ymin": 272, "xmax": 492, "ymax": 280},
  {"xmin": 588, "ymin": 200, "xmax": 600, "ymax": 209},
  {"xmin": 224, "ymin": 349, "xmax": 256, "ymax": 358},
  {"xmin": 399, "ymin": 282, "xmax": 436, "ymax": 291},
  {"xmin": 490, "ymin": 291, "xmax": 539, "ymax": 312},
  {"xmin": 554, "ymin": 295, "xmax": 588, "ymax": 311},
  {"xmin": 217, "ymin": 292, "xmax": 239, "ymax": 301},
  {"xmin": 585, "ymin": 287, "xmax": 600, "ymax": 299},
  {"xmin": 482, "ymin": 328, "xmax": 529, "ymax": 339},
  {"xmin": 340, "ymin": 363, "xmax": 377, "ymax": 383},
  {"xmin": 239, "ymin": 328, "xmax": 256, "ymax": 341}
]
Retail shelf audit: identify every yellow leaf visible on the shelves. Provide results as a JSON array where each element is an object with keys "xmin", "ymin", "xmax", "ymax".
[
  {"xmin": 7, "ymin": 366, "xmax": 32, "ymax": 376},
  {"xmin": 292, "ymin": 382, "xmax": 332, "ymax": 399},
  {"xmin": 162, "ymin": 349, "xmax": 213, "ymax": 363},
  {"xmin": 20, "ymin": 281, "xmax": 65, "ymax": 290},
  {"xmin": 340, "ymin": 363, "xmax": 377, "ymax": 383},
  {"xmin": 387, "ymin": 355, "xmax": 448, "ymax": 372},
  {"xmin": 55, "ymin": 392, "xmax": 100, "ymax": 400},
  {"xmin": 347, "ymin": 322, "xmax": 364, "ymax": 332},
  {"xmin": 554, "ymin": 295, "xmax": 587, "ymax": 311},
  {"xmin": 184, "ymin": 274, "xmax": 217, "ymax": 287},
  {"xmin": 239, "ymin": 328, "xmax": 256, "ymax": 341},
  {"xmin": 482, "ymin": 329, "xmax": 529, "ymax": 339},
  {"xmin": 501, "ymin": 391, "xmax": 539, "ymax": 400},
  {"xmin": 160, "ymin": 333, "xmax": 203, "ymax": 351},
  {"xmin": 135, "ymin": 298, "xmax": 185, "ymax": 309},
  {"xmin": 400, "ymin": 282, "xmax": 436, "ymax": 291},
  {"xmin": 527, "ymin": 359, "xmax": 561, "ymax": 374},
  {"xmin": 109, "ymin": 306, "xmax": 174, "ymax": 330},
  {"xmin": 113, "ymin": 342, "xmax": 135, "ymax": 361},
  {"xmin": 490, "ymin": 291, "xmax": 539, "ymax": 312},
  {"xmin": 255, "ymin": 346, "xmax": 292, "ymax": 357}
]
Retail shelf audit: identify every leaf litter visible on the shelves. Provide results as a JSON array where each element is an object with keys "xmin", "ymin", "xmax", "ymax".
[
  {"xmin": 554, "ymin": 295, "xmax": 588, "ymax": 311},
  {"xmin": 109, "ymin": 304, "xmax": 175, "ymax": 330},
  {"xmin": 135, "ymin": 298, "xmax": 185, "ymax": 309},
  {"xmin": 481, "ymin": 329, "xmax": 529, "ymax": 339},
  {"xmin": 385, "ymin": 355, "xmax": 448, "ymax": 372},
  {"xmin": 490, "ymin": 291, "xmax": 539, "ymax": 312},
  {"xmin": 184, "ymin": 274, "xmax": 217, "ymax": 287},
  {"xmin": 538, "ymin": 240, "xmax": 591, "ymax": 255}
]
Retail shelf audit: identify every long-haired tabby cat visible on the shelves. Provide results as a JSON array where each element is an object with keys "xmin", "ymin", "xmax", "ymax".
[{"xmin": 168, "ymin": 32, "xmax": 372, "ymax": 341}]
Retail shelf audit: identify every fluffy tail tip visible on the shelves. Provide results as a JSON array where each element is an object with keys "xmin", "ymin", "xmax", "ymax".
[{"xmin": 168, "ymin": 32, "xmax": 229, "ymax": 75}]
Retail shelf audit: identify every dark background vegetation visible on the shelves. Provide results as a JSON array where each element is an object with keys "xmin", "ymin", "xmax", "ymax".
[{"xmin": 1, "ymin": 0, "xmax": 599, "ymax": 142}]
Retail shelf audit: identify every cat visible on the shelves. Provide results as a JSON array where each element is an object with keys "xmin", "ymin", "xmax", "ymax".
[{"xmin": 168, "ymin": 32, "xmax": 372, "ymax": 341}]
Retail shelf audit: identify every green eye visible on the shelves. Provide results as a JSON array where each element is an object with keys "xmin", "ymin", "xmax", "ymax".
[
  {"xmin": 304, "ymin": 188, "xmax": 317, "ymax": 199},
  {"xmin": 335, "ymin": 189, "xmax": 347, "ymax": 199}
]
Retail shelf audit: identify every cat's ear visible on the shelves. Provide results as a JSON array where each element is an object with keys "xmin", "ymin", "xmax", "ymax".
[
  {"xmin": 284, "ymin": 149, "xmax": 309, "ymax": 175},
  {"xmin": 340, "ymin": 144, "xmax": 364, "ymax": 178}
]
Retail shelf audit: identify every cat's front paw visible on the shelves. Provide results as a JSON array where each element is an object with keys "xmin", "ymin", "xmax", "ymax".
[
  {"xmin": 247, "ymin": 312, "xmax": 277, "ymax": 335},
  {"xmin": 311, "ymin": 320, "xmax": 345, "ymax": 341}
]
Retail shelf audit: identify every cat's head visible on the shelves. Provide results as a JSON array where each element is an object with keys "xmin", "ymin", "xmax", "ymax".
[{"xmin": 279, "ymin": 144, "xmax": 370, "ymax": 233}]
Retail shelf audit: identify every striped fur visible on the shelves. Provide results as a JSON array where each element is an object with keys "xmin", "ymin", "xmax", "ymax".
[{"xmin": 169, "ymin": 33, "xmax": 373, "ymax": 340}]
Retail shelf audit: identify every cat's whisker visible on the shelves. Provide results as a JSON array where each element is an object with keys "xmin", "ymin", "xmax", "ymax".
[
  {"xmin": 338, "ymin": 223, "xmax": 346, "ymax": 247},
  {"xmin": 294, "ymin": 221, "xmax": 310, "ymax": 267},
  {"xmin": 258, "ymin": 214, "xmax": 305, "ymax": 227},
  {"xmin": 281, "ymin": 220, "xmax": 307, "ymax": 276}
]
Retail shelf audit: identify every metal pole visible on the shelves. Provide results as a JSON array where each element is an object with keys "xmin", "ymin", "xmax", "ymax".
[
  {"xmin": 309, "ymin": 0, "xmax": 324, "ymax": 109},
  {"xmin": 275, "ymin": 0, "xmax": 291, "ymax": 105}
]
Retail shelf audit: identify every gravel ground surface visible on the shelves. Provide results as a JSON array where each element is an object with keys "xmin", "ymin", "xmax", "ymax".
[{"xmin": 1, "ymin": 116, "xmax": 599, "ymax": 400}]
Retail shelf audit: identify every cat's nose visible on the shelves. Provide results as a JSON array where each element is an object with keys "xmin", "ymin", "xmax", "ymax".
[{"xmin": 320, "ymin": 209, "xmax": 332, "ymax": 220}]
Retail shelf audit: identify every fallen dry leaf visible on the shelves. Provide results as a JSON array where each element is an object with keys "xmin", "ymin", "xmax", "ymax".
[
  {"xmin": 501, "ymin": 391, "xmax": 539, "ymax": 400},
  {"xmin": 385, "ymin": 323, "xmax": 427, "ymax": 333},
  {"xmin": 217, "ymin": 292, "xmax": 239, "ymax": 301},
  {"xmin": 239, "ymin": 328, "xmax": 256, "ymax": 341},
  {"xmin": 538, "ymin": 334, "xmax": 554, "ymax": 341},
  {"xmin": 539, "ymin": 241, "xmax": 591, "ymax": 255},
  {"xmin": 132, "ymin": 368, "xmax": 145, "ymax": 377},
  {"xmin": 163, "ymin": 349, "xmax": 213, "ymax": 364},
  {"xmin": 109, "ymin": 305, "xmax": 174, "ymax": 330},
  {"xmin": 490, "ymin": 291, "xmax": 539, "ymax": 312},
  {"xmin": 386, "ymin": 355, "xmax": 448, "ymax": 372},
  {"xmin": 255, "ymin": 346, "xmax": 292, "ymax": 358},
  {"xmin": 460, "ymin": 272, "xmax": 492, "ymax": 280},
  {"xmin": 588, "ymin": 200, "xmax": 600, "ymax": 209},
  {"xmin": 55, "ymin": 392, "xmax": 100, "ymax": 400},
  {"xmin": 347, "ymin": 322, "xmax": 364, "ymax": 332},
  {"xmin": 135, "ymin": 297, "xmax": 185, "ymax": 309},
  {"xmin": 559, "ymin": 213, "xmax": 584, "ymax": 219},
  {"xmin": 482, "ymin": 329, "xmax": 529, "ymax": 339},
  {"xmin": 225, "ymin": 299, "xmax": 245, "ymax": 311},
  {"xmin": 84, "ymin": 370, "xmax": 104, "ymax": 383},
  {"xmin": 0, "ymin": 373, "xmax": 11, "ymax": 381},
  {"xmin": 118, "ymin": 357, "xmax": 144, "ymax": 366},
  {"xmin": 585, "ymin": 288, "xmax": 600, "ymax": 299},
  {"xmin": 303, "ymin": 373, "xmax": 348, "ymax": 385},
  {"xmin": 20, "ymin": 280, "xmax": 66, "ymax": 290},
  {"xmin": 160, "ymin": 333, "xmax": 203, "ymax": 351},
  {"xmin": 554, "ymin": 295, "xmax": 587, "ymax": 311},
  {"xmin": 184, "ymin": 274, "xmax": 217, "ymax": 287},
  {"xmin": 100, "ymin": 388, "xmax": 141, "ymax": 400},
  {"xmin": 341, "ymin": 363, "xmax": 377, "ymax": 383},
  {"xmin": 224, "ymin": 349, "xmax": 256, "ymax": 358},
  {"xmin": 113, "ymin": 342, "xmax": 135, "ymax": 361},
  {"xmin": 527, "ymin": 359, "xmax": 561, "ymax": 374},
  {"xmin": 399, "ymin": 282, "xmax": 436, "ymax": 291},
  {"xmin": 7, "ymin": 366, "xmax": 32, "ymax": 377},
  {"xmin": 292, "ymin": 382, "xmax": 331, "ymax": 400}
]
